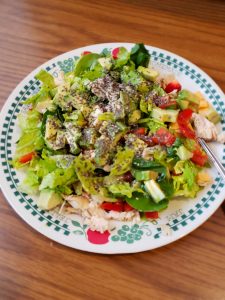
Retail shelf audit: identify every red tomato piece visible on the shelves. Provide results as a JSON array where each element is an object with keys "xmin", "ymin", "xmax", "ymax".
[
  {"xmin": 18, "ymin": 152, "xmax": 36, "ymax": 164},
  {"xmin": 82, "ymin": 51, "xmax": 92, "ymax": 55},
  {"xmin": 191, "ymin": 148, "xmax": 208, "ymax": 166},
  {"xmin": 165, "ymin": 80, "xmax": 182, "ymax": 93},
  {"xmin": 100, "ymin": 201, "xmax": 124, "ymax": 212},
  {"xmin": 179, "ymin": 124, "xmax": 196, "ymax": 139},
  {"xmin": 124, "ymin": 202, "xmax": 134, "ymax": 212},
  {"xmin": 145, "ymin": 211, "xmax": 159, "ymax": 219},
  {"xmin": 177, "ymin": 109, "xmax": 195, "ymax": 139},
  {"xmin": 112, "ymin": 47, "xmax": 120, "ymax": 59},
  {"xmin": 177, "ymin": 108, "xmax": 193, "ymax": 124},
  {"xmin": 130, "ymin": 127, "xmax": 147, "ymax": 135},
  {"xmin": 152, "ymin": 127, "xmax": 176, "ymax": 146}
]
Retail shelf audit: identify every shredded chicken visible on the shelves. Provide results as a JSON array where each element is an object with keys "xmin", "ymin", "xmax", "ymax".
[
  {"xmin": 63, "ymin": 195, "xmax": 90, "ymax": 210},
  {"xmin": 80, "ymin": 201, "xmax": 140, "ymax": 233},
  {"xmin": 192, "ymin": 113, "xmax": 225, "ymax": 143}
]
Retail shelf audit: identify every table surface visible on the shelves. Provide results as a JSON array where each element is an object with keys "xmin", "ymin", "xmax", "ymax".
[{"xmin": 0, "ymin": 0, "xmax": 225, "ymax": 299}]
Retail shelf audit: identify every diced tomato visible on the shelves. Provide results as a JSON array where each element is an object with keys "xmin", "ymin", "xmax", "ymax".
[
  {"xmin": 82, "ymin": 51, "xmax": 92, "ymax": 55},
  {"xmin": 177, "ymin": 108, "xmax": 193, "ymax": 123},
  {"xmin": 18, "ymin": 152, "xmax": 36, "ymax": 164},
  {"xmin": 159, "ymin": 100, "xmax": 177, "ymax": 109},
  {"xmin": 112, "ymin": 47, "xmax": 120, "ymax": 59},
  {"xmin": 179, "ymin": 124, "xmax": 195, "ymax": 139},
  {"xmin": 191, "ymin": 148, "xmax": 208, "ymax": 166},
  {"xmin": 177, "ymin": 109, "xmax": 195, "ymax": 139},
  {"xmin": 100, "ymin": 201, "xmax": 124, "ymax": 212},
  {"xmin": 165, "ymin": 80, "xmax": 182, "ymax": 93},
  {"xmin": 152, "ymin": 127, "xmax": 176, "ymax": 146},
  {"xmin": 130, "ymin": 127, "xmax": 147, "ymax": 135},
  {"xmin": 124, "ymin": 202, "xmax": 134, "ymax": 212},
  {"xmin": 122, "ymin": 171, "xmax": 134, "ymax": 183},
  {"xmin": 145, "ymin": 211, "xmax": 159, "ymax": 219},
  {"xmin": 101, "ymin": 200, "xmax": 134, "ymax": 212}
]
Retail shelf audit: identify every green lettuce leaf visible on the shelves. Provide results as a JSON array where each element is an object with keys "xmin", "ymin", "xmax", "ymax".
[
  {"xmin": 39, "ymin": 164, "xmax": 76, "ymax": 190},
  {"xmin": 23, "ymin": 86, "xmax": 50, "ymax": 105},
  {"xmin": 114, "ymin": 47, "xmax": 130, "ymax": 68},
  {"xmin": 172, "ymin": 161, "xmax": 200, "ymax": 198},
  {"xmin": 82, "ymin": 63, "xmax": 105, "ymax": 81},
  {"xmin": 74, "ymin": 156, "xmax": 103, "ymax": 194},
  {"xmin": 121, "ymin": 67, "xmax": 144, "ymax": 86},
  {"xmin": 19, "ymin": 170, "xmax": 40, "ymax": 194},
  {"xmin": 108, "ymin": 182, "xmax": 144, "ymax": 198},
  {"xmin": 110, "ymin": 148, "xmax": 134, "ymax": 176},
  {"xmin": 35, "ymin": 69, "xmax": 56, "ymax": 89},
  {"xmin": 15, "ymin": 110, "xmax": 44, "ymax": 158},
  {"xmin": 74, "ymin": 53, "xmax": 101, "ymax": 76},
  {"xmin": 130, "ymin": 43, "xmax": 150, "ymax": 67},
  {"xmin": 125, "ymin": 192, "xmax": 168, "ymax": 212},
  {"xmin": 147, "ymin": 118, "xmax": 166, "ymax": 133}
]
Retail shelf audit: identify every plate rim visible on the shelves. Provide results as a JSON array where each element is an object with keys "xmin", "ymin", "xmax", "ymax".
[{"xmin": 0, "ymin": 42, "xmax": 224, "ymax": 254}]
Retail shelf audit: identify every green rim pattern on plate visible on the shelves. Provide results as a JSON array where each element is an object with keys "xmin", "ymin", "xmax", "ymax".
[{"xmin": 0, "ymin": 49, "xmax": 224, "ymax": 243}]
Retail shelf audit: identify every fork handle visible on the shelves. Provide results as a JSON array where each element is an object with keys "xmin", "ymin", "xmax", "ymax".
[{"xmin": 198, "ymin": 138, "xmax": 225, "ymax": 182}]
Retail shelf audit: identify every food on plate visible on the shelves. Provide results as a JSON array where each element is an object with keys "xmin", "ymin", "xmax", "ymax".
[{"xmin": 12, "ymin": 44, "xmax": 224, "ymax": 232}]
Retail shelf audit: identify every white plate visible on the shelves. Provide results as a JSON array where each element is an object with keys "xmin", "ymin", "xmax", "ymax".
[{"xmin": 0, "ymin": 43, "xmax": 224, "ymax": 254}]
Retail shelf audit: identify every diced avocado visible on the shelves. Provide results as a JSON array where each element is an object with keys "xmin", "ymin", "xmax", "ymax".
[
  {"xmin": 179, "ymin": 100, "xmax": 189, "ymax": 110},
  {"xmin": 51, "ymin": 154, "xmax": 75, "ymax": 169},
  {"xmin": 98, "ymin": 57, "xmax": 112, "ymax": 70},
  {"xmin": 128, "ymin": 110, "xmax": 142, "ymax": 124},
  {"xmin": 37, "ymin": 189, "xmax": 62, "ymax": 210},
  {"xmin": 199, "ymin": 107, "xmax": 221, "ymax": 124},
  {"xmin": 144, "ymin": 179, "xmax": 165, "ymax": 203},
  {"xmin": 110, "ymin": 91, "xmax": 125, "ymax": 120},
  {"xmin": 45, "ymin": 115, "xmax": 61, "ymax": 140},
  {"xmin": 53, "ymin": 83, "xmax": 71, "ymax": 110},
  {"xmin": 79, "ymin": 128, "xmax": 97, "ymax": 148},
  {"xmin": 54, "ymin": 130, "xmax": 66, "ymax": 150},
  {"xmin": 99, "ymin": 121, "xmax": 126, "ymax": 147},
  {"xmin": 46, "ymin": 130, "xmax": 66, "ymax": 151},
  {"xmin": 132, "ymin": 170, "xmax": 158, "ymax": 181},
  {"xmin": 137, "ymin": 66, "xmax": 159, "ymax": 81},
  {"xmin": 63, "ymin": 111, "xmax": 86, "ymax": 127},
  {"xmin": 65, "ymin": 127, "xmax": 81, "ymax": 155},
  {"xmin": 151, "ymin": 107, "xmax": 179, "ymax": 123},
  {"xmin": 178, "ymin": 90, "xmax": 199, "ymax": 104},
  {"xmin": 176, "ymin": 145, "xmax": 193, "ymax": 160},
  {"xmin": 94, "ymin": 136, "xmax": 111, "ymax": 167}
]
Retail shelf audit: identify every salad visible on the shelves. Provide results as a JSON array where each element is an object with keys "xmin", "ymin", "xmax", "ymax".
[{"xmin": 13, "ymin": 43, "xmax": 224, "ymax": 233}]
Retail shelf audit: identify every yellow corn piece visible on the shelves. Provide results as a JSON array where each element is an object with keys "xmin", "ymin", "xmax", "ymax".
[
  {"xmin": 194, "ymin": 92, "xmax": 209, "ymax": 109},
  {"xmin": 197, "ymin": 172, "xmax": 213, "ymax": 186}
]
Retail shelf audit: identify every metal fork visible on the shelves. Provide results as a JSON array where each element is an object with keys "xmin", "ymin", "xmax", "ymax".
[{"xmin": 198, "ymin": 138, "xmax": 225, "ymax": 182}]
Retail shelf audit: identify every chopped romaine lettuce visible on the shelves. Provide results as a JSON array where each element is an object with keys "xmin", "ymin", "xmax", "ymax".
[
  {"xmin": 39, "ymin": 164, "xmax": 76, "ymax": 190},
  {"xmin": 35, "ymin": 69, "xmax": 56, "ymax": 89},
  {"xmin": 113, "ymin": 47, "xmax": 130, "ymax": 68},
  {"xmin": 74, "ymin": 53, "xmax": 101, "ymax": 76},
  {"xmin": 74, "ymin": 156, "xmax": 103, "ymax": 194},
  {"xmin": 110, "ymin": 148, "xmax": 134, "ymax": 176},
  {"xmin": 147, "ymin": 118, "xmax": 166, "ymax": 133},
  {"xmin": 108, "ymin": 182, "xmax": 144, "ymax": 198}
]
